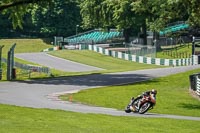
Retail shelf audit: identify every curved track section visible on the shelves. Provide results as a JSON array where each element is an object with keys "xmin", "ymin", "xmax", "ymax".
[
  {"xmin": 15, "ymin": 53, "xmax": 104, "ymax": 72},
  {"xmin": 1, "ymin": 65, "xmax": 200, "ymax": 121}
]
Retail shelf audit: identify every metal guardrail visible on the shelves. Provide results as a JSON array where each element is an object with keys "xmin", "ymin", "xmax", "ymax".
[
  {"xmin": 189, "ymin": 73, "xmax": 200, "ymax": 97},
  {"xmin": 192, "ymin": 36, "xmax": 200, "ymax": 42},
  {"xmin": 1, "ymin": 57, "xmax": 51, "ymax": 75},
  {"xmin": 196, "ymin": 76, "xmax": 200, "ymax": 96}
]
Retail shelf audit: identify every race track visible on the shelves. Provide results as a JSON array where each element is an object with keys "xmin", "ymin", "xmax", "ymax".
[
  {"xmin": 15, "ymin": 52, "xmax": 104, "ymax": 72},
  {"xmin": 0, "ymin": 52, "xmax": 200, "ymax": 121}
]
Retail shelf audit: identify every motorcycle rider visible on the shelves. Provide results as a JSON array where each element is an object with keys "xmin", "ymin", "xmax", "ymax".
[{"xmin": 130, "ymin": 89, "xmax": 157, "ymax": 111}]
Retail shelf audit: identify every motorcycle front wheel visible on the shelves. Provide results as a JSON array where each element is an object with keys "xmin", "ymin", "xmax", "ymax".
[
  {"xmin": 138, "ymin": 102, "xmax": 151, "ymax": 114},
  {"xmin": 125, "ymin": 105, "xmax": 132, "ymax": 113}
]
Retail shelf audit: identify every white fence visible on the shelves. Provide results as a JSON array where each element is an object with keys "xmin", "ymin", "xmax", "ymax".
[{"xmin": 84, "ymin": 44, "xmax": 194, "ymax": 66}]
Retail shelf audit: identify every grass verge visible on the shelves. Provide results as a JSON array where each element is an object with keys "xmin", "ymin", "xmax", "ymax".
[
  {"xmin": 0, "ymin": 104, "xmax": 199, "ymax": 133},
  {"xmin": 0, "ymin": 39, "xmax": 53, "ymax": 57},
  {"xmin": 48, "ymin": 50, "xmax": 164, "ymax": 73},
  {"xmin": 1, "ymin": 39, "xmax": 164, "ymax": 79},
  {"xmin": 60, "ymin": 68, "xmax": 200, "ymax": 117},
  {"xmin": 157, "ymin": 44, "xmax": 192, "ymax": 59},
  {"xmin": 0, "ymin": 39, "xmax": 53, "ymax": 80}
]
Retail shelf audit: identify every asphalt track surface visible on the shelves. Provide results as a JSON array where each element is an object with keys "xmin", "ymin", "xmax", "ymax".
[
  {"xmin": 1, "ymin": 53, "xmax": 200, "ymax": 121},
  {"xmin": 15, "ymin": 52, "xmax": 104, "ymax": 72}
]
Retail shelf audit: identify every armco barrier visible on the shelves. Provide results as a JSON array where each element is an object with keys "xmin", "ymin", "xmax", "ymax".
[
  {"xmin": 42, "ymin": 46, "xmax": 60, "ymax": 52},
  {"xmin": 1, "ymin": 58, "xmax": 51, "ymax": 76},
  {"xmin": 189, "ymin": 73, "xmax": 200, "ymax": 97},
  {"xmin": 196, "ymin": 76, "xmax": 200, "ymax": 96},
  {"xmin": 84, "ymin": 44, "xmax": 193, "ymax": 66}
]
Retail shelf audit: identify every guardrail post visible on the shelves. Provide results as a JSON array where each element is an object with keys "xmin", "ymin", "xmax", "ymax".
[
  {"xmin": 7, "ymin": 51, "xmax": 11, "ymax": 80},
  {"xmin": 192, "ymin": 36, "xmax": 195, "ymax": 55},
  {"xmin": 7, "ymin": 43, "xmax": 16, "ymax": 80},
  {"xmin": 0, "ymin": 45, "xmax": 4, "ymax": 80}
]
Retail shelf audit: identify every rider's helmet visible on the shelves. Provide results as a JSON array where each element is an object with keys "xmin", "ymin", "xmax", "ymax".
[{"xmin": 151, "ymin": 89, "xmax": 157, "ymax": 95}]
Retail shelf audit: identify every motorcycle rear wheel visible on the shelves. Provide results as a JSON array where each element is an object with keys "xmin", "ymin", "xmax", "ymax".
[{"xmin": 138, "ymin": 102, "xmax": 151, "ymax": 114}]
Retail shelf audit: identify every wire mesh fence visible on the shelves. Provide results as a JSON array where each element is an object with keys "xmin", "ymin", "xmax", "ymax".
[{"xmin": 126, "ymin": 44, "xmax": 156, "ymax": 58}]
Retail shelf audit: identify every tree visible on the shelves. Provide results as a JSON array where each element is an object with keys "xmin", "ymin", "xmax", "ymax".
[
  {"xmin": 165, "ymin": 0, "xmax": 200, "ymax": 27},
  {"xmin": 31, "ymin": 0, "xmax": 81, "ymax": 37},
  {"xmin": 79, "ymin": 0, "xmax": 143, "ymax": 43},
  {"xmin": 130, "ymin": 0, "xmax": 200, "ymax": 48},
  {"xmin": 0, "ymin": 0, "xmax": 82, "ymax": 37},
  {"xmin": 106, "ymin": 0, "xmax": 142, "ymax": 42},
  {"xmin": 131, "ymin": 0, "xmax": 152, "ymax": 45},
  {"xmin": 0, "ymin": 13, "xmax": 14, "ymax": 37},
  {"xmin": 2, "ymin": 0, "xmax": 200, "ymax": 39},
  {"xmin": 140, "ymin": 0, "xmax": 200, "ymax": 31},
  {"xmin": 79, "ymin": 0, "xmax": 104, "ymax": 29},
  {"xmin": 0, "ymin": 0, "xmax": 49, "ymax": 28},
  {"xmin": 0, "ymin": 0, "xmax": 47, "ymax": 11}
]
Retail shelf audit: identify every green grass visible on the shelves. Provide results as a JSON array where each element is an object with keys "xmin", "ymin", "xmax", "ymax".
[
  {"xmin": 0, "ymin": 39, "xmax": 200, "ymax": 132},
  {"xmin": 0, "ymin": 39, "xmax": 53, "ymax": 56},
  {"xmin": 0, "ymin": 104, "xmax": 199, "ymax": 133},
  {"xmin": 60, "ymin": 68, "xmax": 200, "ymax": 117},
  {"xmin": 48, "ymin": 50, "xmax": 163, "ymax": 73},
  {"xmin": 157, "ymin": 44, "xmax": 192, "ymax": 59},
  {"xmin": 1, "ymin": 39, "xmax": 164, "ymax": 79},
  {"xmin": 1, "ymin": 39, "xmax": 193, "ymax": 79},
  {"xmin": 0, "ymin": 39, "xmax": 53, "ymax": 80}
]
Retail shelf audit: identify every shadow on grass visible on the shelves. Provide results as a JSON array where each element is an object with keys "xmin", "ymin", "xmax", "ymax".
[
  {"xmin": 41, "ymin": 38, "xmax": 53, "ymax": 45},
  {"xmin": 179, "ymin": 103, "xmax": 200, "ymax": 110}
]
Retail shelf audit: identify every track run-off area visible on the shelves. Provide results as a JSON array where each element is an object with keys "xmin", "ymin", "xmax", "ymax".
[{"xmin": 0, "ymin": 52, "xmax": 200, "ymax": 121}]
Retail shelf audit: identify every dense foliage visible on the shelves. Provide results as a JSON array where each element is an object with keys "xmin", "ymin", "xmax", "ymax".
[
  {"xmin": 0, "ymin": 0, "xmax": 81, "ymax": 38},
  {"xmin": 1, "ymin": 0, "xmax": 200, "ymax": 39}
]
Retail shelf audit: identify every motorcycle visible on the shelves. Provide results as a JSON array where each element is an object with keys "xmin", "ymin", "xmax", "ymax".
[{"xmin": 125, "ymin": 93, "xmax": 156, "ymax": 114}]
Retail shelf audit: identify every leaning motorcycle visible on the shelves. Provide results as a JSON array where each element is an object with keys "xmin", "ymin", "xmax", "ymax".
[{"xmin": 125, "ymin": 93, "xmax": 156, "ymax": 114}]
